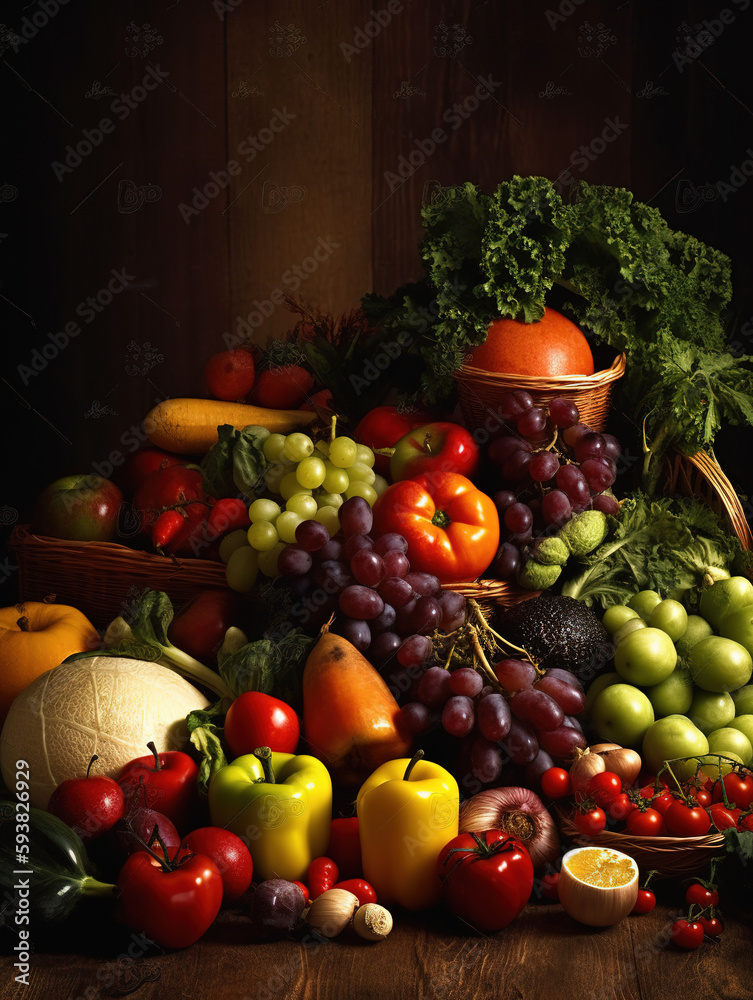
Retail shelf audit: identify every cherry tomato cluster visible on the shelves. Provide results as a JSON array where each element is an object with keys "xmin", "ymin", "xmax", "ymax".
[{"xmin": 670, "ymin": 863, "xmax": 724, "ymax": 950}]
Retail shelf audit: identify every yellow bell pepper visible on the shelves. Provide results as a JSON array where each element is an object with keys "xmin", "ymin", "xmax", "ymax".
[
  {"xmin": 208, "ymin": 747, "xmax": 332, "ymax": 882},
  {"xmin": 356, "ymin": 751, "xmax": 459, "ymax": 911}
]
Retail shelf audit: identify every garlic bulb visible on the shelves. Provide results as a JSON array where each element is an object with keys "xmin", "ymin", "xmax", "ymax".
[
  {"xmin": 305, "ymin": 888, "xmax": 360, "ymax": 938},
  {"xmin": 558, "ymin": 846, "xmax": 638, "ymax": 927},
  {"xmin": 353, "ymin": 903, "xmax": 393, "ymax": 942}
]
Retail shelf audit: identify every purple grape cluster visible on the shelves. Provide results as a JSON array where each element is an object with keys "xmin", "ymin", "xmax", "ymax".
[
  {"xmin": 397, "ymin": 656, "xmax": 588, "ymax": 787},
  {"xmin": 279, "ymin": 496, "xmax": 467, "ymax": 668},
  {"xmin": 485, "ymin": 392, "xmax": 622, "ymax": 580}
]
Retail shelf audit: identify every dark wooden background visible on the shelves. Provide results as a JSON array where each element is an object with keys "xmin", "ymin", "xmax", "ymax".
[{"xmin": 2, "ymin": 0, "xmax": 752, "ymax": 602}]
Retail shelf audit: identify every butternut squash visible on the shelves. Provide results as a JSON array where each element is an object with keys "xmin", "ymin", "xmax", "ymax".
[
  {"xmin": 143, "ymin": 398, "xmax": 317, "ymax": 455},
  {"xmin": 302, "ymin": 630, "xmax": 413, "ymax": 787}
]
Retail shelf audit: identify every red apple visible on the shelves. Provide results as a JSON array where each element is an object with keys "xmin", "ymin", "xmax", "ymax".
[
  {"xmin": 47, "ymin": 755, "xmax": 125, "ymax": 841},
  {"xmin": 31, "ymin": 474, "xmax": 124, "ymax": 542},
  {"xmin": 389, "ymin": 421, "xmax": 480, "ymax": 481},
  {"xmin": 117, "ymin": 742, "xmax": 199, "ymax": 833}
]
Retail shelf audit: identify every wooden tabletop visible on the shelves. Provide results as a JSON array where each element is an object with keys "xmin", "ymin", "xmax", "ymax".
[{"xmin": 2, "ymin": 890, "xmax": 752, "ymax": 1000}]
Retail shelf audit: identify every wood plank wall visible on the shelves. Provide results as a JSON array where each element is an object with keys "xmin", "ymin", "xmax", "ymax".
[{"xmin": 2, "ymin": 0, "xmax": 750, "ymax": 604}]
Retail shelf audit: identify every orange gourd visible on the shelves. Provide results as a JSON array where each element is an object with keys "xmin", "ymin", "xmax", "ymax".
[
  {"xmin": 0, "ymin": 601, "xmax": 100, "ymax": 726},
  {"xmin": 302, "ymin": 630, "xmax": 412, "ymax": 787}
]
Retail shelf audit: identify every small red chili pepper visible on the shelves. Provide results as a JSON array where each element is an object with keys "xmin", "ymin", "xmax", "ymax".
[
  {"xmin": 207, "ymin": 498, "xmax": 250, "ymax": 536},
  {"xmin": 332, "ymin": 879, "xmax": 377, "ymax": 906},
  {"xmin": 307, "ymin": 857, "xmax": 339, "ymax": 900},
  {"xmin": 152, "ymin": 509, "xmax": 186, "ymax": 551}
]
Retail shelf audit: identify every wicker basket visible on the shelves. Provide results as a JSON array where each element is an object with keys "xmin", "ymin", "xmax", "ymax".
[
  {"xmin": 440, "ymin": 578, "xmax": 540, "ymax": 617},
  {"xmin": 8, "ymin": 525, "xmax": 228, "ymax": 628},
  {"xmin": 664, "ymin": 448, "xmax": 753, "ymax": 550},
  {"xmin": 555, "ymin": 806, "xmax": 724, "ymax": 879},
  {"xmin": 454, "ymin": 352, "xmax": 626, "ymax": 433}
]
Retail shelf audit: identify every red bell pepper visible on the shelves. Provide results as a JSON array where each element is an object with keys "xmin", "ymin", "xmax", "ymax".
[{"xmin": 371, "ymin": 472, "xmax": 499, "ymax": 583}]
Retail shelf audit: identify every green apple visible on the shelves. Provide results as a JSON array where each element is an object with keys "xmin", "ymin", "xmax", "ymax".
[
  {"xmin": 699, "ymin": 576, "xmax": 753, "ymax": 630},
  {"xmin": 602, "ymin": 605, "xmax": 641, "ymax": 635},
  {"xmin": 707, "ymin": 726, "xmax": 753, "ymax": 766},
  {"xmin": 688, "ymin": 690, "xmax": 736, "ymax": 735},
  {"xmin": 614, "ymin": 627, "xmax": 677, "ymax": 686},
  {"xmin": 675, "ymin": 614, "xmax": 714, "ymax": 658},
  {"xmin": 729, "ymin": 714, "xmax": 753, "ymax": 750},
  {"xmin": 642, "ymin": 715, "xmax": 709, "ymax": 782},
  {"xmin": 647, "ymin": 599, "xmax": 688, "ymax": 643},
  {"xmin": 612, "ymin": 618, "xmax": 647, "ymax": 645},
  {"xmin": 627, "ymin": 590, "xmax": 662, "ymax": 620},
  {"xmin": 719, "ymin": 603, "xmax": 753, "ymax": 659},
  {"xmin": 732, "ymin": 684, "xmax": 753, "ymax": 716},
  {"xmin": 687, "ymin": 636, "xmax": 753, "ymax": 692},
  {"xmin": 585, "ymin": 671, "xmax": 620, "ymax": 717},
  {"xmin": 590, "ymin": 683, "xmax": 655, "ymax": 748},
  {"xmin": 644, "ymin": 668, "xmax": 694, "ymax": 718}
]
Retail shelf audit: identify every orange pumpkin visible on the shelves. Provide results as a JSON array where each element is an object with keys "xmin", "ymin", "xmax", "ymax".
[{"xmin": 0, "ymin": 601, "xmax": 100, "ymax": 726}]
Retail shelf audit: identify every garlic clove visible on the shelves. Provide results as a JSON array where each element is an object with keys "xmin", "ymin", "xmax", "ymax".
[
  {"xmin": 353, "ymin": 903, "xmax": 393, "ymax": 942},
  {"xmin": 305, "ymin": 888, "xmax": 360, "ymax": 938}
]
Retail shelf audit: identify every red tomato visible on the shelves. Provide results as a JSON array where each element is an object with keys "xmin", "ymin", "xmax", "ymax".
[
  {"xmin": 685, "ymin": 882, "xmax": 720, "ymax": 908},
  {"xmin": 587, "ymin": 771, "xmax": 622, "ymax": 808},
  {"xmin": 631, "ymin": 888, "xmax": 656, "ymax": 915},
  {"xmin": 436, "ymin": 830, "xmax": 534, "ymax": 932},
  {"xmin": 117, "ymin": 847, "xmax": 223, "ymax": 949},
  {"xmin": 607, "ymin": 792, "xmax": 636, "ymax": 822},
  {"xmin": 625, "ymin": 807, "xmax": 666, "ymax": 837},
  {"xmin": 131, "ymin": 465, "xmax": 209, "ymax": 538},
  {"xmin": 389, "ymin": 422, "xmax": 480, "ymax": 482},
  {"xmin": 371, "ymin": 473, "xmax": 499, "ymax": 583},
  {"xmin": 353, "ymin": 405, "xmax": 433, "ymax": 478},
  {"xmin": 168, "ymin": 589, "xmax": 245, "ymax": 666},
  {"xmin": 250, "ymin": 364, "xmax": 314, "ymax": 409},
  {"xmin": 332, "ymin": 879, "xmax": 377, "ymax": 906},
  {"xmin": 712, "ymin": 772, "xmax": 753, "ymax": 810},
  {"xmin": 223, "ymin": 691, "xmax": 300, "ymax": 758},
  {"xmin": 709, "ymin": 801, "xmax": 741, "ymax": 832},
  {"xmin": 700, "ymin": 915, "xmax": 723, "ymax": 937},
  {"xmin": 118, "ymin": 447, "xmax": 187, "ymax": 497},
  {"xmin": 540, "ymin": 767, "xmax": 572, "ymax": 800},
  {"xmin": 663, "ymin": 800, "xmax": 711, "ymax": 838},
  {"xmin": 573, "ymin": 807, "xmax": 607, "ymax": 836},
  {"xmin": 686, "ymin": 785, "xmax": 712, "ymax": 807},
  {"xmin": 671, "ymin": 917, "xmax": 704, "ymax": 950},
  {"xmin": 181, "ymin": 826, "xmax": 253, "ymax": 902},
  {"xmin": 204, "ymin": 346, "xmax": 256, "ymax": 401},
  {"xmin": 738, "ymin": 812, "xmax": 753, "ymax": 832},
  {"xmin": 651, "ymin": 790, "xmax": 675, "ymax": 815}
]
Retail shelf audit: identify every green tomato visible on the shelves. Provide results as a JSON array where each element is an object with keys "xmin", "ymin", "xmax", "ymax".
[
  {"xmin": 719, "ymin": 603, "xmax": 753, "ymax": 658},
  {"xmin": 585, "ymin": 671, "xmax": 621, "ymax": 718},
  {"xmin": 688, "ymin": 690, "xmax": 736, "ymax": 735},
  {"xmin": 733, "ymin": 684, "xmax": 753, "ymax": 716},
  {"xmin": 614, "ymin": 627, "xmax": 677, "ymax": 687},
  {"xmin": 687, "ymin": 636, "xmax": 753, "ymax": 693},
  {"xmin": 675, "ymin": 614, "xmax": 714, "ymax": 658},
  {"xmin": 699, "ymin": 751, "xmax": 744, "ymax": 779},
  {"xmin": 627, "ymin": 590, "xmax": 662, "ymax": 619},
  {"xmin": 602, "ymin": 605, "xmax": 641, "ymax": 635},
  {"xmin": 730, "ymin": 714, "xmax": 753, "ymax": 751},
  {"xmin": 644, "ymin": 668, "xmax": 694, "ymax": 718},
  {"xmin": 707, "ymin": 726, "xmax": 753, "ymax": 766},
  {"xmin": 612, "ymin": 618, "xmax": 647, "ymax": 645},
  {"xmin": 699, "ymin": 576, "xmax": 753, "ymax": 630},
  {"xmin": 647, "ymin": 599, "xmax": 688, "ymax": 643},
  {"xmin": 589, "ymin": 683, "xmax": 655, "ymax": 748},
  {"xmin": 642, "ymin": 715, "xmax": 709, "ymax": 782}
]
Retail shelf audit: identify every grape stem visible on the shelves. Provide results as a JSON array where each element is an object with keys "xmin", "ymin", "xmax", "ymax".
[{"xmin": 467, "ymin": 600, "xmax": 539, "ymax": 666}]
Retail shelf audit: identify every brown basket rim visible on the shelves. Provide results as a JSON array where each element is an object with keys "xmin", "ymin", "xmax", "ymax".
[
  {"xmin": 666, "ymin": 449, "xmax": 753, "ymax": 551},
  {"xmin": 454, "ymin": 350, "xmax": 626, "ymax": 390}
]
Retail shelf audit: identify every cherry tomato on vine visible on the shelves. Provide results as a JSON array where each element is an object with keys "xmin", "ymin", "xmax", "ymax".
[
  {"xmin": 573, "ymin": 806, "xmax": 607, "ymax": 836},
  {"xmin": 700, "ymin": 915, "xmax": 723, "ymax": 938},
  {"xmin": 663, "ymin": 800, "xmax": 712, "ymax": 838},
  {"xmin": 607, "ymin": 792, "xmax": 636, "ymax": 822},
  {"xmin": 625, "ymin": 807, "xmax": 666, "ymax": 837},
  {"xmin": 709, "ymin": 801, "xmax": 741, "ymax": 832},
  {"xmin": 540, "ymin": 767, "xmax": 572, "ymax": 800},
  {"xmin": 631, "ymin": 888, "xmax": 656, "ymax": 915},
  {"xmin": 686, "ymin": 882, "xmax": 720, "ymax": 909},
  {"xmin": 686, "ymin": 785, "xmax": 712, "ymax": 808},
  {"xmin": 738, "ymin": 812, "xmax": 753, "ymax": 832},
  {"xmin": 712, "ymin": 772, "xmax": 753, "ymax": 810},
  {"xmin": 671, "ymin": 917, "xmax": 704, "ymax": 950},
  {"xmin": 587, "ymin": 771, "xmax": 622, "ymax": 808},
  {"xmin": 651, "ymin": 790, "xmax": 675, "ymax": 815}
]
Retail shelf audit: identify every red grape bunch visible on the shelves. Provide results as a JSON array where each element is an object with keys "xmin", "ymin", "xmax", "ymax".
[
  {"xmin": 278, "ymin": 496, "xmax": 467, "ymax": 670},
  {"xmin": 485, "ymin": 392, "xmax": 622, "ymax": 581}
]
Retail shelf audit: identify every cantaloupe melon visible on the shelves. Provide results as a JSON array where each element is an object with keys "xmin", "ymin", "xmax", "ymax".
[{"xmin": 0, "ymin": 656, "xmax": 209, "ymax": 808}]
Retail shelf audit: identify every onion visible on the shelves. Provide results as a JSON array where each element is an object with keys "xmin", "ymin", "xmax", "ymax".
[
  {"xmin": 591, "ymin": 744, "xmax": 642, "ymax": 787},
  {"xmin": 568, "ymin": 747, "xmax": 606, "ymax": 793},
  {"xmin": 458, "ymin": 786, "xmax": 560, "ymax": 871},
  {"xmin": 250, "ymin": 879, "xmax": 306, "ymax": 937}
]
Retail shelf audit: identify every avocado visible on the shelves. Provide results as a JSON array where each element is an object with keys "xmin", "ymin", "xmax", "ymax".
[{"xmin": 492, "ymin": 593, "xmax": 614, "ymax": 682}]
